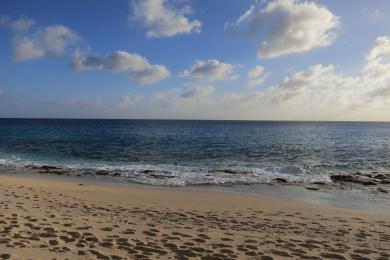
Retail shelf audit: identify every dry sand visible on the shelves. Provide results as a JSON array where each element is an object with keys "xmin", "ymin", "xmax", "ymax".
[{"xmin": 0, "ymin": 174, "xmax": 389, "ymax": 260}]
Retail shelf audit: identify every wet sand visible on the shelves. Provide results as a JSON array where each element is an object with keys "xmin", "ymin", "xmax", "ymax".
[{"xmin": 0, "ymin": 174, "xmax": 389, "ymax": 260}]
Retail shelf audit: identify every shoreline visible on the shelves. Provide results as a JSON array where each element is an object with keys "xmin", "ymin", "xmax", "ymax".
[
  {"xmin": 2, "ymin": 170, "xmax": 390, "ymax": 213},
  {"xmin": 0, "ymin": 173, "xmax": 389, "ymax": 259}
]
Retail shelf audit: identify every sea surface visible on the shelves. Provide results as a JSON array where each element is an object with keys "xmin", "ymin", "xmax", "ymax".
[{"xmin": 1, "ymin": 119, "xmax": 390, "ymax": 187}]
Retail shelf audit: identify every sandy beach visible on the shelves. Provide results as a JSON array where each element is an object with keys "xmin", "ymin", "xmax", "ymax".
[{"xmin": 0, "ymin": 174, "xmax": 388, "ymax": 260}]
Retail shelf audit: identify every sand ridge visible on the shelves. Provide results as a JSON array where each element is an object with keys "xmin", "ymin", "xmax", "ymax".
[{"xmin": 0, "ymin": 174, "xmax": 389, "ymax": 260}]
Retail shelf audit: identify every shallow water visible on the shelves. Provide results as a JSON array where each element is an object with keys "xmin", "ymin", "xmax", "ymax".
[{"xmin": 1, "ymin": 119, "xmax": 390, "ymax": 187}]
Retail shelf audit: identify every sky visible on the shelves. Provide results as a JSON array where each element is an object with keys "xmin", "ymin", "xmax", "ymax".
[{"xmin": 0, "ymin": 0, "xmax": 390, "ymax": 120}]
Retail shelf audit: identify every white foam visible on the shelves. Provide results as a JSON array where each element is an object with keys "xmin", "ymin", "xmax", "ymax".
[{"xmin": 0, "ymin": 155, "xmax": 334, "ymax": 186}]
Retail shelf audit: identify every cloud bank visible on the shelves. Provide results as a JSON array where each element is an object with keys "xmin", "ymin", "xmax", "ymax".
[
  {"xmin": 129, "ymin": 0, "xmax": 201, "ymax": 38},
  {"xmin": 4, "ymin": 36, "xmax": 390, "ymax": 120},
  {"xmin": 135, "ymin": 36, "xmax": 390, "ymax": 120}
]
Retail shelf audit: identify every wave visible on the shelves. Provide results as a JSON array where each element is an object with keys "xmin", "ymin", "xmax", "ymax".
[{"xmin": 0, "ymin": 155, "xmax": 335, "ymax": 187}]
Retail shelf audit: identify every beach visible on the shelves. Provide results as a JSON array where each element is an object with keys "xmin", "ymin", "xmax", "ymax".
[
  {"xmin": 0, "ymin": 174, "xmax": 389, "ymax": 260},
  {"xmin": 2, "ymin": 0, "xmax": 390, "ymax": 258}
]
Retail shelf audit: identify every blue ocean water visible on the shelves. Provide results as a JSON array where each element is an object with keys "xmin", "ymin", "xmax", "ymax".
[{"xmin": 1, "ymin": 119, "xmax": 390, "ymax": 186}]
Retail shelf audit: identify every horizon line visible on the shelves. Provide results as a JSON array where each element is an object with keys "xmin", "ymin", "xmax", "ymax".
[{"xmin": 1, "ymin": 117, "xmax": 390, "ymax": 123}]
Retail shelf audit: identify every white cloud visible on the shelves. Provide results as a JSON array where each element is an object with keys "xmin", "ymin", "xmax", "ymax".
[
  {"xmin": 182, "ymin": 59, "xmax": 236, "ymax": 82},
  {"xmin": 145, "ymin": 36, "xmax": 390, "ymax": 120},
  {"xmin": 40, "ymin": 25, "xmax": 80, "ymax": 57},
  {"xmin": 12, "ymin": 25, "xmax": 80, "ymax": 61},
  {"xmin": 9, "ymin": 16, "xmax": 36, "ymax": 32},
  {"xmin": 364, "ymin": 36, "xmax": 390, "ymax": 80},
  {"xmin": 4, "ymin": 36, "xmax": 390, "ymax": 121},
  {"xmin": 246, "ymin": 65, "xmax": 268, "ymax": 88},
  {"xmin": 71, "ymin": 50, "xmax": 171, "ymax": 85},
  {"xmin": 0, "ymin": 15, "xmax": 36, "ymax": 32},
  {"xmin": 181, "ymin": 85, "xmax": 214, "ymax": 98},
  {"xmin": 12, "ymin": 36, "xmax": 45, "ymax": 60},
  {"xmin": 268, "ymin": 64, "xmax": 355, "ymax": 104},
  {"xmin": 118, "ymin": 94, "xmax": 143, "ymax": 108},
  {"xmin": 226, "ymin": 0, "xmax": 340, "ymax": 59},
  {"xmin": 129, "ymin": 0, "xmax": 201, "ymax": 38},
  {"xmin": 366, "ymin": 36, "xmax": 390, "ymax": 61},
  {"xmin": 247, "ymin": 65, "xmax": 265, "ymax": 78},
  {"xmin": 227, "ymin": 36, "xmax": 390, "ymax": 118},
  {"xmin": 247, "ymin": 77, "xmax": 267, "ymax": 88}
]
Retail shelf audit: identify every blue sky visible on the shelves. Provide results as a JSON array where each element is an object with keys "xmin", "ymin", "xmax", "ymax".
[{"xmin": 1, "ymin": 0, "xmax": 390, "ymax": 120}]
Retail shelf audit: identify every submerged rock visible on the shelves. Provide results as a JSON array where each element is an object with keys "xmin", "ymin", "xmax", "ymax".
[{"xmin": 139, "ymin": 170, "xmax": 175, "ymax": 179}]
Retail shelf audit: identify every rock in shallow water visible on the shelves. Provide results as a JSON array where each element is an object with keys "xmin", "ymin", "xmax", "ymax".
[
  {"xmin": 209, "ymin": 169, "xmax": 238, "ymax": 174},
  {"xmin": 274, "ymin": 178, "xmax": 288, "ymax": 183},
  {"xmin": 305, "ymin": 186, "xmax": 319, "ymax": 191},
  {"xmin": 330, "ymin": 172, "xmax": 390, "ymax": 186},
  {"xmin": 95, "ymin": 170, "xmax": 110, "ymax": 176}
]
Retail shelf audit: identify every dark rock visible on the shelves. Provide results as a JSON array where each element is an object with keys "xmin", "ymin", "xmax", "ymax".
[
  {"xmin": 305, "ymin": 186, "xmax": 319, "ymax": 191},
  {"xmin": 141, "ymin": 170, "xmax": 156, "ymax": 174},
  {"xmin": 330, "ymin": 171, "xmax": 390, "ymax": 186},
  {"xmin": 95, "ymin": 170, "xmax": 110, "ymax": 176},
  {"xmin": 0, "ymin": 254, "xmax": 11, "ymax": 259},
  {"xmin": 150, "ymin": 174, "xmax": 175, "ymax": 179},
  {"xmin": 141, "ymin": 169, "xmax": 170, "ymax": 174},
  {"xmin": 41, "ymin": 165, "xmax": 61, "ymax": 171},
  {"xmin": 26, "ymin": 164, "xmax": 61, "ymax": 171},
  {"xmin": 330, "ymin": 175, "xmax": 354, "ymax": 182},
  {"xmin": 209, "ymin": 169, "xmax": 238, "ymax": 174},
  {"xmin": 274, "ymin": 178, "xmax": 288, "ymax": 183},
  {"xmin": 39, "ymin": 170, "xmax": 66, "ymax": 175},
  {"xmin": 25, "ymin": 165, "xmax": 40, "ymax": 169},
  {"xmin": 361, "ymin": 181, "xmax": 377, "ymax": 186}
]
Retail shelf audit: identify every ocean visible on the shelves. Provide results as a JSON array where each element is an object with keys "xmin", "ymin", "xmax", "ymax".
[{"xmin": 1, "ymin": 119, "xmax": 390, "ymax": 187}]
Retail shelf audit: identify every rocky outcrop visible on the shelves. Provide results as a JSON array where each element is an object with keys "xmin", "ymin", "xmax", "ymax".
[
  {"xmin": 25, "ymin": 165, "xmax": 68, "ymax": 175},
  {"xmin": 330, "ymin": 172, "xmax": 390, "ymax": 186}
]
